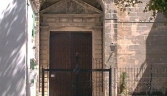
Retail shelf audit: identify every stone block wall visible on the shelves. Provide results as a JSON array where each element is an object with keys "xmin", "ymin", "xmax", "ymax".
[
  {"xmin": 102, "ymin": 0, "xmax": 167, "ymax": 68},
  {"xmin": 115, "ymin": 0, "xmax": 167, "ymax": 68},
  {"xmin": 102, "ymin": 0, "xmax": 167, "ymax": 95},
  {"xmin": 117, "ymin": 22, "xmax": 167, "ymax": 68}
]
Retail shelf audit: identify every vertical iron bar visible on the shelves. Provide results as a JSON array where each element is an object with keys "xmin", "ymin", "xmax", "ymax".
[
  {"xmin": 76, "ymin": 53, "xmax": 79, "ymax": 96},
  {"xmin": 76, "ymin": 72, "xmax": 79, "ymax": 96},
  {"xmin": 114, "ymin": 68, "xmax": 116, "ymax": 96},
  {"xmin": 109, "ymin": 68, "xmax": 112, "ymax": 96},
  {"xmin": 42, "ymin": 68, "xmax": 44, "ymax": 96}
]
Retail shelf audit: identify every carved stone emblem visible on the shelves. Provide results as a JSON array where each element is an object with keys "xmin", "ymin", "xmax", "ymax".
[
  {"xmin": 76, "ymin": 5, "xmax": 84, "ymax": 13},
  {"xmin": 66, "ymin": 0, "xmax": 77, "ymax": 13},
  {"xmin": 66, "ymin": 0, "xmax": 84, "ymax": 13}
]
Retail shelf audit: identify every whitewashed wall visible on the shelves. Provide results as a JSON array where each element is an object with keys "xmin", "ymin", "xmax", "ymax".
[
  {"xmin": 0, "ymin": 0, "xmax": 26, "ymax": 96},
  {"xmin": 27, "ymin": 0, "xmax": 37, "ymax": 96}
]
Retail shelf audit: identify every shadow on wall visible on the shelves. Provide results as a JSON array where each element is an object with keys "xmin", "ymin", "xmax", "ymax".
[
  {"xmin": 132, "ymin": 14, "xmax": 167, "ymax": 95},
  {"xmin": 0, "ymin": 0, "xmax": 27, "ymax": 96}
]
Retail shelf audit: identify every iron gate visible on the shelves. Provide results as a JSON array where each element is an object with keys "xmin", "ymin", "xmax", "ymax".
[{"xmin": 42, "ymin": 55, "xmax": 112, "ymax": 96}]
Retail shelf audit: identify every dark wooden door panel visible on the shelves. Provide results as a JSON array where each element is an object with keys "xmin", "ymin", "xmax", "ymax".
[
  {"xmin": 50, "ymin": 33, "xmax": 71, "ymax": 69},
  {"xmin": 50, "ymin": 32, "xmax": 92, "ymax": 96}
]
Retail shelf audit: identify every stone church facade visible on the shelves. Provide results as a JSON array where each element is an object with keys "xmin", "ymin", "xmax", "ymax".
[{"xmin": 36, "ymin": 0, "xmax": 167, "ymax": 95}]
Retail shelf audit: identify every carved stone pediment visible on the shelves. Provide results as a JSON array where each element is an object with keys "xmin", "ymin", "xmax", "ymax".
[{"xmin": 40, "ymin": 0, "xmax": 102, "ymax": 14}]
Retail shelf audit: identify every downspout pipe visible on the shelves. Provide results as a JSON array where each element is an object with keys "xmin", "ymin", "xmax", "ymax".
[{"xmin": 26, "ymin": 0, "xmax": 30, "ymax": 96}]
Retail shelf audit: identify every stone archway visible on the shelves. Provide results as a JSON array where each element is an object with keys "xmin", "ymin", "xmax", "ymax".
[{"xmin": 39, "ymin": 0, "xmax": 104, "ymax": 95}]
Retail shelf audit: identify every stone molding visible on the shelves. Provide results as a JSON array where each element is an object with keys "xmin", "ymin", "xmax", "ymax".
[{"xmin": 40, "ymin": 0, "xmax": 102, "ymax": 14}]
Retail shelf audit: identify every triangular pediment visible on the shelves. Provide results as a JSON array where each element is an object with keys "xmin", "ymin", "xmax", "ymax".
[{"xmin": 40, "ymin": 0, "xmax": 102, "ymax": 14}]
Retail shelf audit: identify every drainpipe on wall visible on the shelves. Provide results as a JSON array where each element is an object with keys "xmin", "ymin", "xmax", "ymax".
[{"xmin": 26, "ymin": 0, "xmax": 30, "ymax": 96}]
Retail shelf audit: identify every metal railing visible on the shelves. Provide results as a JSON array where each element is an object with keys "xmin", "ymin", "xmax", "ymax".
[
  {"xmin": 111, "ymin": 67, "xmax": 167, "ymax": 96},
  {"xmin": 42, "ymin": 68, "xmax": 112, "ymax": 96},
  {"xmin": 40, "ymin": 53, "xmax": 167, "ymax": 96},
  {"xmin": 41, "ymin": 66, "xmax": 167, "ymax": 96},
  {"xmin": 42, "ymin": 54, "xmax": 111, "ymax": 96}
]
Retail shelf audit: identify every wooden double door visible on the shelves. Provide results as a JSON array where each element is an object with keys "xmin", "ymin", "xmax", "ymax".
[{"xmin": 49, "ymin": 32, "xmax": 92, "ymax": 96}]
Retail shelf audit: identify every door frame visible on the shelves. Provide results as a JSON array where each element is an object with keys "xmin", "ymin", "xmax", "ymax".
[
  {"xmin": 49, "ymin": 33, "xmax": 93, "ymax": 95},
  {"xmin": 48, "ymin": 26, "xmax": 102, "ymax": 94},
  {"xmin": 40, "ymin": 26, "xmax": 103, "ymax": 95}
]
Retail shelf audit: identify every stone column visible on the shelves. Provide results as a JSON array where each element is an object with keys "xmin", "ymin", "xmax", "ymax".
[
  {"xmin": 102, "ymin": 0, "xmax": 118, "ymax": 96},
  {"xmin": 103, "ymin": 0, "xmax": 117, "ymax": 68}
]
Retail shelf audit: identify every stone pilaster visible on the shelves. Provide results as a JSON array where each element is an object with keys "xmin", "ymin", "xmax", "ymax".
[{"xmin": 103, "ymin": 1, "xmax": 117, "ymax": 68}]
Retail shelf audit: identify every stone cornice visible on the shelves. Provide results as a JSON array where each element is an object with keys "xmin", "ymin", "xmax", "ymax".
[{"xmin": 41, "ymin": 14, "xmax": 102, "ymax": 17}]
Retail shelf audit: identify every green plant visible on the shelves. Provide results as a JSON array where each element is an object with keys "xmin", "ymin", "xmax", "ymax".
[
  {"xmin": 143, "ymin": 0, "xmax": 167, "ymax": 19},
  {"xmin": 115, "ymin": 0, "xmax": 167, "ymax": 24},
  {"xmin": 119, "ymin": 72, "xmax": 129, "ymax": 96},
  {"xmin": 31, "ymin": 79, "xmax": 34, "ymax": 83},
  {"xmin": 32, "ymin": 14, "xmax": 36, "ymax": 38},
  {"xmin": 30, "ymin": 58, "xmax": 36, "ymax": 70},
  {"xmin": 164, "ymin": 81, "xmax": 167, "ymax": 95},
  {"xmin": 115, "ymin": 0, "xmax": 142, "ymax": 14}
]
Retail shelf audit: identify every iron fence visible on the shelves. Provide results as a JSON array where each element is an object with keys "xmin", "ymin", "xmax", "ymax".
[
  {"xmin": 111, "ymin": 67, "xmax": 167, "ymax": 96},
  {"xmin": 42, "ymin": 67, "xmax": 167, "ymax": 96},
  {"xmin": 40, "ymin": 53, "xmax": 167, "ymax": 96},
  {"xmin": 42, "ymin": 68, "xmax": 112, "ymax": 96},
  {"xmin": 41, "ymin": 67, "xmax": 167, "ymax": 96}
]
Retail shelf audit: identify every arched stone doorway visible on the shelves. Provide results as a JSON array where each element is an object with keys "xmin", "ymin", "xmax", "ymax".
[{"xmin": 39, "ymin": 0, "xmax": 103, "ymax": 95}]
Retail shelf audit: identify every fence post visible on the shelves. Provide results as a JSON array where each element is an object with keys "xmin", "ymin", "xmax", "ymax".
[
  {"xmin": 42, "ymin": 67, "xmax": 44, "ymax": 96},
  {"xmin": 109, "ymin": 68, "xmax": 112, "ymax": 96},
  {"xmin": 76, "ymin": 52, "xmax": 79, "ymax": 96}
]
